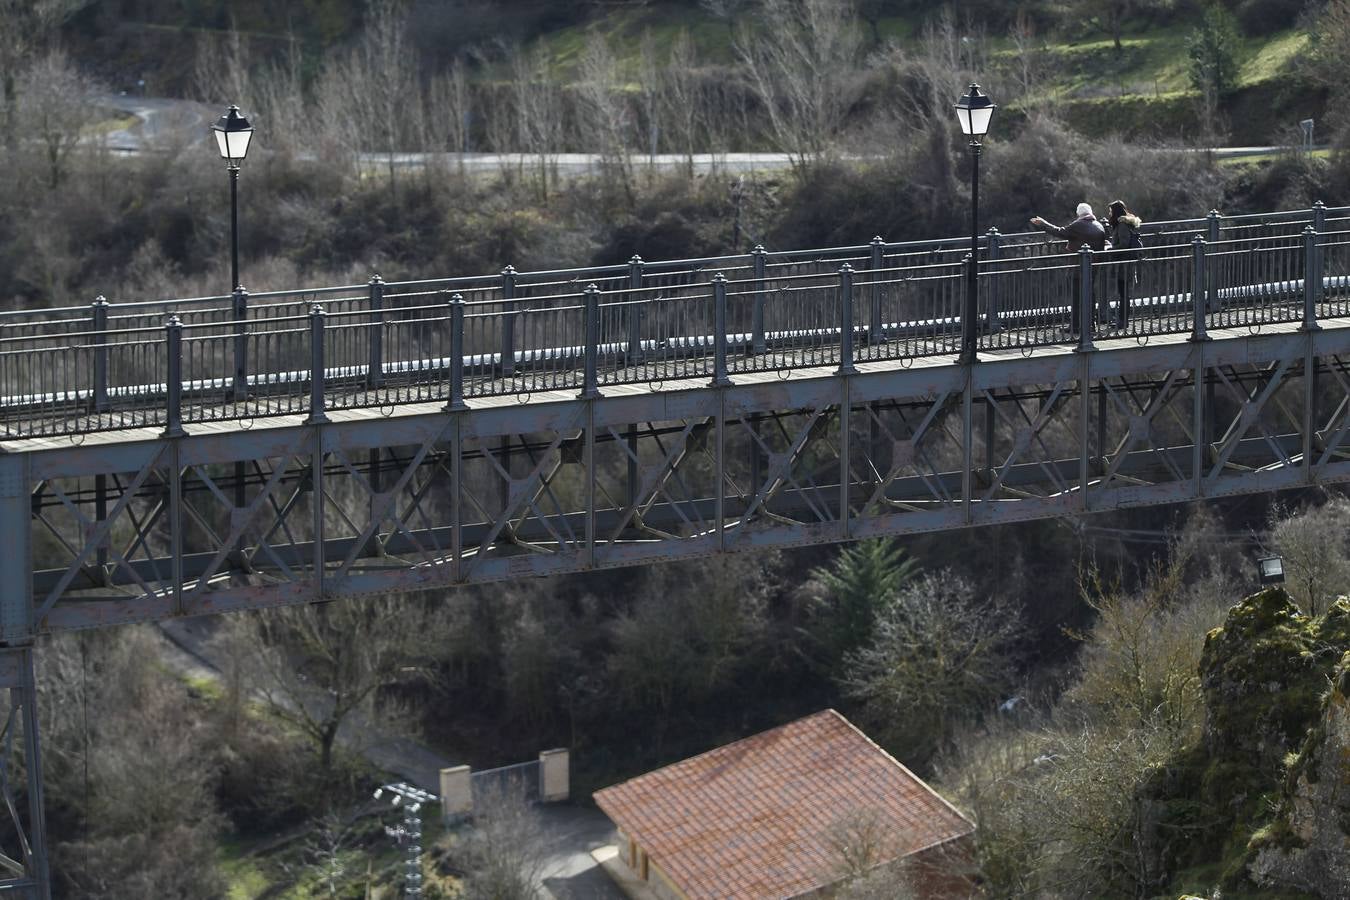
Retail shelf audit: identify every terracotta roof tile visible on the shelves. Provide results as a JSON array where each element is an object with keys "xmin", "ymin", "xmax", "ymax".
[{"xmin": 593, "ymin": 709, "xmax": 974, "ymax": 899}]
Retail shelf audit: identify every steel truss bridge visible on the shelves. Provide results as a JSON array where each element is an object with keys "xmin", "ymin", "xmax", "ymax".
[{"xmin": 1, "ymin": 203, "xmax": 1349, "ymax": 893}]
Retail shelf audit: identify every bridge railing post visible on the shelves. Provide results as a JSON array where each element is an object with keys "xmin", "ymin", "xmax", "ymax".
[
  {"xmin": 1313, "ymin": 199, "xmax": 1327, "ymax": 233},
  {"xmin": 500, "ymin": 265, "xmax": 517, "ymax": 377},
  {"xmin": 626, "ymin": 255, "xmax": 643, "ymax": 366},
  {"xmin": 1077, "ymin": 247, "xmax": 1095, "ymax": 353},
  {"xmin": 868, "ymin": 236, "xmax": 884, "ymax": 345},
  {"xmin": 91, "ymin": 295, "xmax": 109, "ymax": 413},
  {"xmin": 231, "ymin": 286, "xmax": 249, "ymax": 401},
  {"xmin": 447, "ymin": 291, "xmax": 466, "ymax": 410},
  {"xmin": 581, "ymin": 284, "xmax": 601, "ymax": 399},
  {"xmin": 985, "ymin": 227, "xmax": 1002, "ymax": 334},
  {"xmin": 163, "ymin": 315, "xmax": 184, "ymax": 438},
  {"xmin": 307, "ymin": 303, "xmax": 329, "ymax": 424},
  {"xmin": 838, "ymin": 264, "xmax": 857, "ymax": 374},
  {"xmin": 712, "ymin": 273, "xmax": 731, "ymax": 386},
  {"xmin": 1303, "ymin": 225, "xmax": 1322, "ymax": 331},
  {"xmin": 367, "ymin": 274, "xmax": 384, "ymax": 389},
  {"xmin": 1206, "ymin": 209, "xmax": 1220, "ymax": 312},
  {"xmin": 751, "ymin": 245, "xmax": 767, "ymax": 355},
  {"xmin": 1191, "ymin": 237, "xmax": 1210, "ymax": 342}
]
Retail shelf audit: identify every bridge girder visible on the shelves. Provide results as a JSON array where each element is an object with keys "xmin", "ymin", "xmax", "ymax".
[{"xmin": 7, "ymin": 323, "xmax": 1350, "ymax": 641}]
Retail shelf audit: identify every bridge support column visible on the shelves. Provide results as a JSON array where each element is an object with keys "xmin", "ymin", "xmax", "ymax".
[
  {"xmin": 839, "ymin": 377, "xmax": 851, "ymax": 539},
  {"xmin": 0, "ymin": 454, "xmax": 49, "ymax": 899},
  {"xmin": 1078, "ymin": 344, "xmax": 1094, "ymax": 509},
  {"xmin": 1305, "ymin": 333, "xmax": 1318, "ymax": 484},
  {"xmin": 1193, "ymin": 348, "xmax": 1208, "ymax": 494},
  {"xmin": 0, "ymin": 646, "xmax": 52, "ymax": 900},
  {"xmin": 450, "ymin": 416, "xmax": 464, "ymax": 584}
]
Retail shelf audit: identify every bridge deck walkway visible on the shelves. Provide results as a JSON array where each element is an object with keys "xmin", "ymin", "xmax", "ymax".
[{"xmin": 4, "ymin": 313, "xmax": 1317, "ymax": 456}]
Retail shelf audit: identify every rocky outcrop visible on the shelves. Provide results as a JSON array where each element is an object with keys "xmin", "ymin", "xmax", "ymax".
[
  {"xmin": 1194, "ymin": 590, "xmax": 1330, "ymax": 837},
  {"xmin": 1145, "ymin": 591, "xmax": 1350, "ymax": 896},
  {"xmin": 1247, "ymin": 651, "xmax": 1350, "ymax": 896}
]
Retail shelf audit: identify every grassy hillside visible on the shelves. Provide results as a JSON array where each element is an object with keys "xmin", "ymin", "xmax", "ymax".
[{"xmin": 64, "ymin": 3, "xmax": 1324, "ymax": 142}]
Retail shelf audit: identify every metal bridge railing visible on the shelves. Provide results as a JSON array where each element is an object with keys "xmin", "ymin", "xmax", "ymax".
[{"xmin": 0, "ymin": 204, "xmax": 1344, "ymax": 439}]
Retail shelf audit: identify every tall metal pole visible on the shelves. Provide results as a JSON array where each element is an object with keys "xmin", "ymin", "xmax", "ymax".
[
  {"xmin": 962, "ymin": 141, "xmax": 982, "ymax": 363},
  {"xmin": 229, "ymin": 163, "xmax": 241, "ymax": 291}
]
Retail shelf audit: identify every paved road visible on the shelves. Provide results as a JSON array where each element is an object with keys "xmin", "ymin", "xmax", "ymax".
[
  {"xmin": 98, "ymin": 93, "xmax": 1297, "ymax": 171},
  {"xmin": 535, "ymin": 804, "xmax": 624, "ymax": 900}
]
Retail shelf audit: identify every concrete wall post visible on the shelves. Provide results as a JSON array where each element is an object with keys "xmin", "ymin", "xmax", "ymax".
[
  {"xmin": 439, "ymin": 765, "xmax": 472, "ymax": 822},
  {"xmin": 539, "ymin": 748, "xmax": 570, "ymax": 802}
]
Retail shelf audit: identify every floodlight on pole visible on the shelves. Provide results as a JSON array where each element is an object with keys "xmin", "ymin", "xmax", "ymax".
[{"xmin": 1257, "ymin": 555, "xmax": 1286, "ymax": 585}]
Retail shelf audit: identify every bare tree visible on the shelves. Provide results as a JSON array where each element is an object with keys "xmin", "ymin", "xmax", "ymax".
[
  {"xmin": 359, "ymin": 0, "xmax": 422, "ymax": 181},
  {"xmin": 510, "ymin": 41, "xmax": 563, "ymax": 199},
  {"xmin": 216, "ymin": 595, "xmax": 446, "ymax": 772},
  {"xmin": 302, "ymin": 811, "xmax": 360, "ymax": 899},
  {"xmin": 16, "ymin": 50, "xmax": 99, "ymax": 188},
  {"xmin": 193, "ymin": 26, "xmax": 252, "ymax": 109},
  {"xmin": 428, "ymin": 56, "xmax": 472, "ymax": 176},
  {"xmin": 0, "ymin": 0, "xmax": 89, "ymax": 150},
  {"xmin": 1066, "ymin": 560, "xmax": 1214, "ymax": 738},
  {"xmin": 577, "ymin": 30, "xmax": 635, "ymax": 203},
  {"xmin": 1268, "ymin": 498, "xmax": 1350, "ymax": 616},
  {"xmin": 1005, "ymin": 12, "xmax": 1043, "ymax": 110},
  {"xmin": 878, "ymin": 8, "xmax": 988, "ymax": 218},
  {"xmin": 253, "ymin": 34, "xmax": 309, "ymax": 159},
  {"xmin": 638, "ymin": 29, "xmax": 662, "ymax": 172},
  {"xmin": 456, "ymin": 779, "xmax": 547, "ymax": 900},
  {"xmin": 840, "ymin": 570, "xmax": 1022, "ymax": 764},
  {"xmin": 659, "ymin": 29, "xmax": 702, "ymax": 177},
  {"xmin": 735, "ymin": 0, "xmax": 862, "ymax": 170},
  {"xmin": 40, "ymin": 629, "xmax": 227, "ymax": 899}
]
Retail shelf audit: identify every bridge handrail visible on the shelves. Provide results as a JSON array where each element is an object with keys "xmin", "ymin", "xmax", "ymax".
[
  {"xmin": 2, "ymin": 203, "xmax": 1328, "ymax": 328},
  {"xmin": 0, "ymin": 208, "xmax": 1338, "ymax": 438}
]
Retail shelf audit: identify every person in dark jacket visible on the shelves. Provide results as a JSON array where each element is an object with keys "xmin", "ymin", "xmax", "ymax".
[
  {"xmin": 1030, "ymin": 203, "xmax": 1108, "ymax": 252},
  {"xmin": 1029, "ymin": 203, "xmax": 1108, "ymax": 335},
  {"xmin": 1106, "ymin": 199, "xmax": 1143, "ymax": 329}
]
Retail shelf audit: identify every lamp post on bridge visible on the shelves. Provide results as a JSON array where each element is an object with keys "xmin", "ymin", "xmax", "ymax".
[
  {"xmin": 210, "ymin": 105, "xmax": 255, "ymax": 291},
  {"xmin": 954, "ymin": 83, "xmax": 995, "ymax": 364}
]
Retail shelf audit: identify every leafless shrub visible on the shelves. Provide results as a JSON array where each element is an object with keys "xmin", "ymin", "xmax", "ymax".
[
  {"xmin": 1266, "ymin": 496, "xmax": 1350, "ymax": 616},
  {"xmin": 735, "ymin": 0, "xmax": 863, "ymax": 170},
  {"xmin": 455, "ymin": 779, "xmax": 547, "ymax": 900},
  {"xmin": 39, "ymin": 629, "xmax": 226, "ymax": 898},
  {"xmin": 577, "ymin": 30, "xmax": 636, "ymax": 204},
  {"xmin": 17, "ymin": 49, "xmax": 101, "ymax": 188},
  {"xmin": 840, "ymin": 570, "xmax": 1023, "ymax": 765}
]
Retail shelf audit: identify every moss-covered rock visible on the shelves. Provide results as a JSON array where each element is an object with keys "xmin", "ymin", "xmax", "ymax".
[
  {"xmin": 1151, "ymin": 590, "xmax": 1350, "ymax": 896},
  {"xmin": 1199, "ymin": 589, "xmax": 1320, "ymax": 776},
  {"xmin": 1247, "ymin": 650, "xmax": 1350, "ymax": 896}
]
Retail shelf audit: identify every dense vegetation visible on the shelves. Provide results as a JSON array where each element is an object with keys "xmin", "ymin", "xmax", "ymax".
[{"xmin": 9, "ymin": 0, "xmax": 1350, "ymax": 897}]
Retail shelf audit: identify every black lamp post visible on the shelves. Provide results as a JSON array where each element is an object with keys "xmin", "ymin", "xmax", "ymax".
[
  {"xmin": 954, "ymin": 83, "xmax": 995, "ymax": 363},
  {"xmin": 210, "ymin": 106, "xmax": 255, "ymax": 291}
]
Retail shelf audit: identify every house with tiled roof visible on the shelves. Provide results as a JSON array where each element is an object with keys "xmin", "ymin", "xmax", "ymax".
[{"xmin": 593, "ymin": 709, "xmax": 976, "ymax": 899}]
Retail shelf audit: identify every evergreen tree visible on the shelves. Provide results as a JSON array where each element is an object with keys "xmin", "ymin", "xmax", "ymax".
[
  {"xmin": 812, "ymin": 538, "xmax": 918, "ymax": 664},
  {"xmin": 1187, "ymin": 2, "xmax": 1241, "ymax": 98}
]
